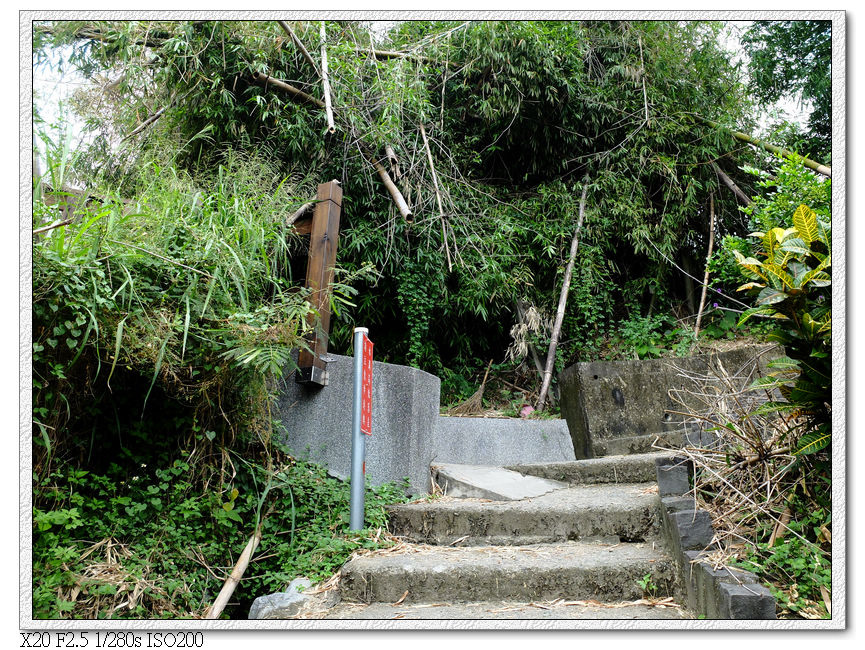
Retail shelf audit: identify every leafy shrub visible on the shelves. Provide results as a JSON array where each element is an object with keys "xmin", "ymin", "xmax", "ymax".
[
  {"xmin": 734, "ymin": 204, "xmax": 831, "ymax": 454},
  {"xmin": 32, "ymin": 456, "xmax": 410, "ymax": 619}
]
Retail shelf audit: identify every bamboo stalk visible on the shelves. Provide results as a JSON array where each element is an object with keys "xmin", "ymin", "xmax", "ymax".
[
  {"xmin": 250, "ymin": 71, "xmax": 325, "ymax": 109},
  {"xmin": 372, "ymin": 159, "xmax": 412, "ymax": 221},
  {"xmin": 419, "ymin": 123, "xmax": 452, "ymax": 271},
  {"xmin": 286, "ymin": 200, "xmax": 316, "ymax": 227},
  {"xmin": 33, "ymin": 218, "xmax": 74, "ymax": 235},
  {"xmin": 693, "ymin": 193, "xmax": 716, "ymax": 339},
  {"xmin": 319, "ymin": 22, "xmax": 336, "ymax": 135},
  {"xmin": 276, "ymin": 20, "xmax": 320, "ymax": 77},
  {"xmin": 204, "ymin": 527, "xmax": 262, "ymax": 619},
  {"xmin": 711, "ymin": 162, "xmax": 753, "ymax": 206},
  {"xmin": 638, "ymin": 35, "xmax": 649, "ymax": 124},
  {"xmin": 384, "ymin": 144, "xmax": 401, "ymax": 179},
  {"xmin": 107, "ymin": 239, "xmax": 214, "ymax": 279},
  {"xmin": 536, "ymin": 177, "xmax": 590, "ymax": 411},
  {"xmin": 698, "ymin": 117, "xmax": 831, "ymax": 178}
]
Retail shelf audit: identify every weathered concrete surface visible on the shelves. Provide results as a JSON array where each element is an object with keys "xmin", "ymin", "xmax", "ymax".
[
  {"xmin": 323, "ymin": 600, "xmax": 691, "ymax": 619},
  {"xmin": 277, "ymin": 355, "xmax": 577, "ymax": 495},
  {"xmin": 432, "ymin": 417, "xmax": 575, "ymax": 465},
  {"xmin": 387, "ymin": 483, "xmax": 660, "ymax": 545},
  {"xmin": 276, "ymin": 353, "xmax": 441, "ymax": 494},
  {"xmin": 338, "ymin": 541, "xmax": 678, "ymax": 604},
  {"xmin": 431, "ymin": 463, "xmax": 569, "ymax": 501},
  {"xmin": 507, "ymin": 451, "xmax": 673, "ymax": 485},
  {"xmin": 559, "ymin": 344, "xmax": 781, "ymax": 459},
  {"xmin": 655, "ymin": 460, "xmax": 778, "ymax": 620}
]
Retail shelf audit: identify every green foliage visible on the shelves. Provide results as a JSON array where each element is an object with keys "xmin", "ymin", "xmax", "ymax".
[
  {"xmin": 732, "ymin": 496, "xmax": 831, "ymax": 619},
  {"xmin": 741, "ymin": 21, "xmax": 831, "ymax": 158},
  {"xmin": 35, "ymin": 19, "xmax": 761, "ymax": 383},
  {"xmin": 615, "ymin": 310, "xmax": 695, "ymax": 360},
  {"xmin": 734, "ymin": 203, "xmax": 831, "ymax": 451},
  {"xmin": 636, "ymin": 573, "xmax": 659, "ymax": 599},
  {"xmin": 32, "ymin": 455, "xmax": 411, "ymax": 619}
]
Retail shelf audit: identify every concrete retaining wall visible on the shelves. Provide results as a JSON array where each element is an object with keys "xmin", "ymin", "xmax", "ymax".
[
  {"xmin": 559, "ymin": 344, "xmax": 781, "ymax": 459},
  {"xmin": 276, "ymin": 354, "xmax": 441, "ymax": 495},
  {"xmin": 431, "ymin": 417, "xmax": 575, "ymax": 466},
  {"xmin": 277, "ymin": 355, "xmax": 576, "ymax": 494}
]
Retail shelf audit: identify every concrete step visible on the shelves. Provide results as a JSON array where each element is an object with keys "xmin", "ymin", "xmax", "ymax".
[
  {"xmin": 506, "ymin": 451, "xmax": 673, "ymax": 485},
  {"xmin": 338, "ymin": 540, "xmax": 677, "ymax": 605},
  {"xmin": 431, "ymin": 463, "xmax": 569, "ymax": 500},
  {"xmin": 387, "ymin": 483, "xmax": 660, "ymax": 545},
  {"xmin": 323, "ymin": 599, "xmax": 690, "ymax": 620}
]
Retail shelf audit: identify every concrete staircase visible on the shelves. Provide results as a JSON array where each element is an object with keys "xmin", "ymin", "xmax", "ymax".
[{"xmin": 325, "ymin": 451, "xmax": 691, "ymax": 619}]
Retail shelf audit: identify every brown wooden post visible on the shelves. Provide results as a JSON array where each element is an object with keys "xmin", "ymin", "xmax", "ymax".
[{"xmin": 296, "ymin": 180, "xmax": 342, "ymax": 386}]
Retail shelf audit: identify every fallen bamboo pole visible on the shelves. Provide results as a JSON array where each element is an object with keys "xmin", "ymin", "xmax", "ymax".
[
  {"xmin": 372, "ymin": 159, "xmax": 412, "ymax": 221},
  {"xmin": 536, "ymin": 177, "xmax": 590, "ymax": 411},
  {"xmin": 711, "ymin": 162, "xmax": 753, "ymax": 206},
  {"xmin": 384, "ymin": 144, "xmax": 401, "ymax": 179},
  {"xmin": 319, "ymin": 22, "xmax": 336, "ymax": 134},
  {"xmin": 419, "ymin": 123, "xmax": 452, "ymax": 271},
  {"xmin": 693, "ymin": 193, "xmax": 716, "ymax": 340},
  {"xmin": 250, "ymin": 71, "xmax": 325, "ymax": 109},
  {"xmin": 286, "ymin": 200, "xmax": 316, "ymax": 227},
  {"xmin": 698, "ymin": 117, "xmax": 831, "ymax": 178},
  {"xmin": 277, "ymin": 20, "xmax": 320, "ymax": 77},
  {"xmin": 204, "ymin": 526, "xmax": 262, "ymax": 619}
]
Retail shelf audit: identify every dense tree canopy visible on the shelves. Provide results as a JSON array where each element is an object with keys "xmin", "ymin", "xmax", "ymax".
[
  {"xmin": 741, "ymin": 20, "xmax": 832, "ymax": 159},
  {"xmin": 34, "ymin": 20, "xmax": 769, "ymax": 388}
]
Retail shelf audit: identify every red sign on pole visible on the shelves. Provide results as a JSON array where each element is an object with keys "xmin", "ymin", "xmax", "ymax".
[{"xmin": 360, "ymin": 333, "xmax": 373, "ymax": 436}]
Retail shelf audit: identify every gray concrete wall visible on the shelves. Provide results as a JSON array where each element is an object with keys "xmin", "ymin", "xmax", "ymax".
[
  {"xmin": 559, "ymin": 345, "xmax": 781, "ymax": 459},
  {"xmin": 276, "ymin": 354, "xmax": 441, "ymax": 495},
  {"xmin": 431, "ymin": 417, "xmax": 575, "ymax": 466},
  {"xmin": 276, "ymin": 355, "xmax": 578, "ymax": 494}
]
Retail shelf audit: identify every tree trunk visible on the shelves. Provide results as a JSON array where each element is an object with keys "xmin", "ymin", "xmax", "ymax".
[{"xmin": 536, "ymin": 177, "xmax": 590, "ymax": 411}]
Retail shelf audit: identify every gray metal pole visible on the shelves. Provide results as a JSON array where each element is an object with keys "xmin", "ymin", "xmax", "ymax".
[{"xmin": 349, "ymin": 327, "xmax": 368, "ymax": 530}]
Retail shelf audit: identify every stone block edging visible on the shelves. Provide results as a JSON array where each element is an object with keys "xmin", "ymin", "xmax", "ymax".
[{"xmin": 655, "ymin": 457, "xmax": 777, "ymax": 620}]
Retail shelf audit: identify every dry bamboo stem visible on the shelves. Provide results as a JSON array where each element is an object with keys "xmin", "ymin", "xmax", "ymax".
[
  {"xmin": 372, "ymin": 159, "xmax": 412, "ymax": 221},
  {"xmin": 536, "ymin": 177, "xmax": 590, "ymax": 411},
  {"xmin": 419, "ymin": 122, "xmax": 452, "ymax": 271},
  {"xmin": 286, "ymin": 200, "xmax": 315, "ymax": 227},
  {"xmin": 711, "ymin": 162, "xmax": 753, "ymax": 206},
  {"xmin": 638, "ymin": 35, "xmax": 649, "ymax": 124},
  {"xmin": 384, "ymin": 145, "xmax": 401, "ymax": 179},
  {"xmin": 319, "ymin": 22, "xmax": 336, "ymax": 134},
  {"xmin": 251, "ymin": 71, "xmax": 325, "ymax": 108},
  {"xmin": 204, "ymin": 527, "xmax": 262, "ymax": 619},
  {"xmin": 33, "ymin": 218, "xmax": 74, "ymax": 235},
  {"xmin": 693, "ymin": 193, "xmax": 716, "ymax": 339},
  {"xmin": 277, "ymin": 20, "xmax": 320, "ymax": 77}
]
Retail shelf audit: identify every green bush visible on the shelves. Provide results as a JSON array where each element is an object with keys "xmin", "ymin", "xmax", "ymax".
[{"xmin": 33, "ymin": 456, "xmax": 410, "ymax": 619}]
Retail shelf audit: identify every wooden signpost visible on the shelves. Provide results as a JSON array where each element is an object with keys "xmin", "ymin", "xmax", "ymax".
[{"xmin": 294, "ymin": 180, "xmax": 342, "ymax": 386}]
